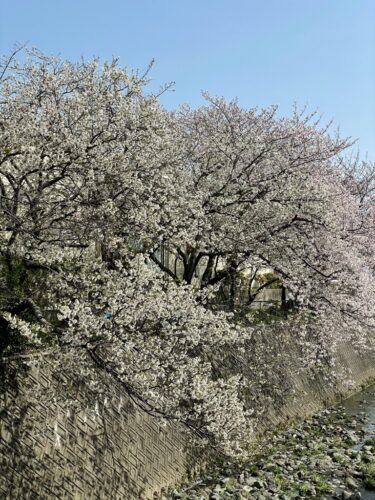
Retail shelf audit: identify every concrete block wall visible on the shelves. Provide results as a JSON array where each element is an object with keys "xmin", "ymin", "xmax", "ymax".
[
  {"xmin": 1, "ymin": 344, "xmax": 374, "ymax": 499},
  {"xmin": 262, "ymin": 344, "xmax": 375, "ymax": 427},
  {"xmin": 0, "ymin": 354, "xmax": 195, "ymax": 500}
]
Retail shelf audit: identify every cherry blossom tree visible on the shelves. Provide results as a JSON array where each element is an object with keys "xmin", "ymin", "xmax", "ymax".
[
  {"xmin": 149, "ymin": 96, "xmax": 375, "ymax": 377},
  {"xmin": 150, "ymin": 97, "xmax": 354, "ymax": 304},
  {"xmin": 0, "ymin": 50, "xmax": 253, "ymax": 454},
  {"xmin": 0, "ymin": 49, "xmax": 374, "ymax": 456}
]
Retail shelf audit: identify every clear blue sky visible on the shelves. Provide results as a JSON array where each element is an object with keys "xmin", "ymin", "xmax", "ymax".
[{"xmin": 1, "ymin": 0, "xmax": 374, "ymax": 158}]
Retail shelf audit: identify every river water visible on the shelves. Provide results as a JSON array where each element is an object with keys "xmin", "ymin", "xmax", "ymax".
[{"xmin": 341, "ymin": 384, "xmax": 375, "ymax": 499}]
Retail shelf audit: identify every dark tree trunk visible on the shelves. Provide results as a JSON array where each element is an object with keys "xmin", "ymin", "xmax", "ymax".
[
  {"xmin": 201, "ymin": 255, "xmax": 215, "ymax": 288},
  {"xmin": 280, "ymin": 284, "xmax": 287, "ymax": 311},
  {"xmin": 182, "ymin": 246, "xmax": 207, "ymax": 284},
  {"xmin": 228, "ymin": 260, "xmax": 238, "ymax": 311},
  {"xmin": 183, "ymin": 256, "xmax": 196, "ymax": 284}
]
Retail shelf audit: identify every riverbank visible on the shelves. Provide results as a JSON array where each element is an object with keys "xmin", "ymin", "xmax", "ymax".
[{"xmin": 168, "ymin": 385, "xmax": 375, "ymax": 499}]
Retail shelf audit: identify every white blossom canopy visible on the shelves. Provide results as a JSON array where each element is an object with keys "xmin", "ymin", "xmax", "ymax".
[{"xmin": 0, "ymin": 49, "xmax": 374, "ymax": 455}]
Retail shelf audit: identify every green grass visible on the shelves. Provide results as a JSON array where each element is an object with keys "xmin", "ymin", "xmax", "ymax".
[
  {"xmin": 361, "ymin": 459, "xmax": 375, "ymax": 489},
  {"xmin": 364, "ymin": 437, "xmax": 375, "ymax": 448}
]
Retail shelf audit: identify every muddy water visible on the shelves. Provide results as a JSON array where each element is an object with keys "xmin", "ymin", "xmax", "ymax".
[{"xmin": 341, "ymin": 384, "xmax": 375, "ymax": 499}]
